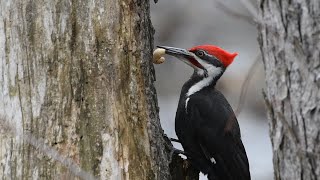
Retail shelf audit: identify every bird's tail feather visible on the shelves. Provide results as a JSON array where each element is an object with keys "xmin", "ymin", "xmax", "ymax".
[
  {"xmin": 207, "ymin": 170, "xmax": 219, "ymax": 180},
  {"xmin": 207, "ymin": 155, "xmax": 250, "ymax": 180}
]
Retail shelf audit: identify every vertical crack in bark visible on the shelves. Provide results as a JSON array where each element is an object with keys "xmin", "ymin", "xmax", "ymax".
[
  {"xmin": 300, "ymin": 109, "xmax": 308, "ymax": 149},
  {"xmin": 297, "ymin": 6, "xmax": 304, "ymax": 43},
  {"xmin": 70, "ymin": 0, "xmax": 77, "ymax": 55},
  {"xmin": 278, "ymin": 0, "xmax": 288, "ymax": 34},
  {"xmin": 307, "ymin": 152, "xmax": 317, "ymax": 180},
  {"xmin": 300, "ymin": 166, "xmax": 304, "ymax": 180},
  {"xmin": 277, "ymin": 110, "xmax": 300, "ymax": 147},
  {"xmin": 4, "ymin": 19, "xmax": 10, "ymax": 65}
]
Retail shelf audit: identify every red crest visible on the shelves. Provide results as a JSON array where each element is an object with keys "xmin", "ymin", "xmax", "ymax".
[{"xmin": 189, "ymin": 45, "xmax": 238, "ymax": 67}]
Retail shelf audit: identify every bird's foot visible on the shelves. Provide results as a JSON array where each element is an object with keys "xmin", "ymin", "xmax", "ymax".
[
  {"xmin": 170, "ymin": 138, "xmax": 180, "ymax": 143},
  {"xmin": 172, "ymin": 148, "xmax": 188, "ymax": 156},
  {"xmin": 163, "ymin": 134, "xmax": 181, "ymax": 143}
]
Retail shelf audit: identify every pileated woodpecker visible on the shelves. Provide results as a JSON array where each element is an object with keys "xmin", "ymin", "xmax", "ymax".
[{"xmin": 158, "ymin": 45, "xmax": 250, "ymax": 180}]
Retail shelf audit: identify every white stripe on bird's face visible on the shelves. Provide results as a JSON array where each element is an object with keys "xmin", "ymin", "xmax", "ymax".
[{"xmin": 186, "ymin": 55, "xmax": 222, "ymax": 97}]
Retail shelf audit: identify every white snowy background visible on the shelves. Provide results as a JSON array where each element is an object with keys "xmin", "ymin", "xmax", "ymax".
[{"xmin": 151, "ymin": 1, "xmax": 273, "ymax": 180}]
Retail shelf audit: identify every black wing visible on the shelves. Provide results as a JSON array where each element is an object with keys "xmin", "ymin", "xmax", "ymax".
[{"xmin": 188, "ymin": 93, "xmax": 250, "ymax": 180}]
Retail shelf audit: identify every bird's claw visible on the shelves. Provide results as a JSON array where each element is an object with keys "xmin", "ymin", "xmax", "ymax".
[
  {"xmin": 163, "ymin": 134, "xmax": 180, "ymax": 143},
  {"xmin": 173, "ymin": 148, "xmax": 188, "ymax": 156},
  {"xmin": 163, "ymin": 134, "xmax": 181, "ymax": 143},
  {"xmin": 170, "ymin": 138, "xmax": 180, "ymax": 143}
]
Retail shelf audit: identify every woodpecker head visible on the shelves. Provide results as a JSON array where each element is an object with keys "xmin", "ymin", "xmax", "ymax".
[{"xmin": 157, "ymin": 45, "xmax": 237, "ymax": 79}]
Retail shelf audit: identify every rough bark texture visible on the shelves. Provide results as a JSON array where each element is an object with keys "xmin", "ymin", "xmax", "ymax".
[
  {"xmin": 259, "ymin": 0, "xmax": 320, "ymax": 179},
  {"xmin": 170, "ymin": 154, "xmax": 199, "ymax": 180},
  {"xmin": 0, "ymin": 0, "xmax": 173, "ymax": 179}
]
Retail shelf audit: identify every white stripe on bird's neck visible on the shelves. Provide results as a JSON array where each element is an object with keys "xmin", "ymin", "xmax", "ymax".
[
  {"xmin": 186, "ymin": 65, "xmax": 222, "ymax": 97},
  {"xmin": 184, "ymin": 55, "xmax": 223, "ymax": 111}
]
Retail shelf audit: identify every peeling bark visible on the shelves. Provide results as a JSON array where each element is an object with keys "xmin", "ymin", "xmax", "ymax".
[
  {"xmin": 259, "ymin": 0, "xmax": 320, "ymax": 179},
  {"xmin": 0, "ymin": 0, "xmax": 174, "ymax": 179}
]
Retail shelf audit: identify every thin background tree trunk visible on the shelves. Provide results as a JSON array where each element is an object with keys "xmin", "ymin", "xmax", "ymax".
[
  {"xmin": 259, "ymin": 0, "xmax": 320, "ymax": 179},
  {"xmin": 0, "ymin": 0, "xmax": 173, "ymax": 179}
]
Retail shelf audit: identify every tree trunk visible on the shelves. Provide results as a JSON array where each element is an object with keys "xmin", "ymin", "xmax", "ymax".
[
  {"xmin": 0, "ymin": 0, "xmax": 173, "ymax": 179},
  {"xmin": 259, "ymin": 0, "xmax": 320, "ymax": 179}
]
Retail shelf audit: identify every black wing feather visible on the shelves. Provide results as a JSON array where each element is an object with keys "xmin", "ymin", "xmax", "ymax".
[{"xmin": 188, "ymin": 92, "xmax": 250, "ymax": 180}]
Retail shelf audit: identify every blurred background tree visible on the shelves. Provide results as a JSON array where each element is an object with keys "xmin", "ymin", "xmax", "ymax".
[{"xmin": 259, "ymin": 0, "xmax": 320, "ymax": 179}]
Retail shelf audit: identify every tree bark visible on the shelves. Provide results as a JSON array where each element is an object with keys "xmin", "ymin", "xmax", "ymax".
[
  {"xmin": 259, "ymin": 0, "xmax": 320, "ymax": 179},
  {"xmin": 0, "ymin": 0, "xmax": 174, "ymax": 179}
]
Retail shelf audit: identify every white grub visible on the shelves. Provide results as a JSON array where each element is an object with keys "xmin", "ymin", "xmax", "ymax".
[{"xmin": 153, "ymin": 48, "xmax": 166, "ymax": 64}]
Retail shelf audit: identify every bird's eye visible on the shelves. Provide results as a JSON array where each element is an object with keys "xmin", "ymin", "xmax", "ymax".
[{"xmin": 196, "ymin": 50, "xmax": 205, "ymax": 57}]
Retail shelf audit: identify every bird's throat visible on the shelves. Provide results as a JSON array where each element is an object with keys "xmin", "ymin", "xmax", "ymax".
[
  {"xmin": 186, "ymin": 75, "xmax": 215, "ymax": 97},
  {"xmin": 185, "ymin": 68, "xmax": 222, "ymax": 97}
]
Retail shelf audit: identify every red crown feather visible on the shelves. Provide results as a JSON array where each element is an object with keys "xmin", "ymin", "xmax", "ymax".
[{"xmin": 189, "ymin": 45, "xmax": 238, "ymax": 67}]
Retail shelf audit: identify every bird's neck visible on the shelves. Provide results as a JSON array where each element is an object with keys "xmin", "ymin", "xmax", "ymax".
[{"xmin": 182, "ymin": 70, "xmax": 222, "ymax": 98}]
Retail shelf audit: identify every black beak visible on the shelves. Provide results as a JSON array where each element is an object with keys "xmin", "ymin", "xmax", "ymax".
[
  {"xmin": 157, "ymin": 46, "xmax": 193, "ymax": 59},
  {"xmin": 157, "ymin": 45, "xmax": 205, "ymax": 71}
]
